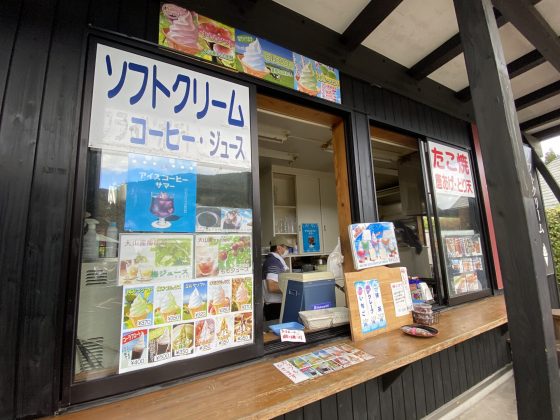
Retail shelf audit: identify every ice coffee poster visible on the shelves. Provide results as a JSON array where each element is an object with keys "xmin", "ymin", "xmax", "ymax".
[
  {"xmin": 159, "ymin": 4, "xmax": 236, "ymax": 68},
  {"xmin": 124, "ymin": 154, "xmax": 197, "ymax": 233},
  {"xmin": 235, "ymin": 30, "xmax": 294, "ymax": 89},
  {"xmin": 348, "ymin": 222, "xmax": 400, "ymax": 270},
  {"xmin": 195, "ymin": 234, "xmax": 252, "ymax": 277},
  {"xmin": 119, "ymin": 275, "xmax": 254, "ymax": 373},
  {"xmin": 118, "ymin": 234, "xmax": 194, "ymax": 285},
  {"xmin": 302, "ymin": 223, "xmax": 320, "ymax": 253},
  {"xmin": 293, "ymin": 53, "xmax": 341, "ymax": 104}
]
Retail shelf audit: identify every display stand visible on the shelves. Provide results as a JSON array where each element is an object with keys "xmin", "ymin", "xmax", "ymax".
[{"xmin": 345, "ymin": 266, "xmax": 413, "ymax": 341}]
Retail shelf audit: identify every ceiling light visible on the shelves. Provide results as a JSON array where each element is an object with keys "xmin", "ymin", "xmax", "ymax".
[{"xmin": 259, "ymin": 147, "xmax": 298, "ymax": 162}]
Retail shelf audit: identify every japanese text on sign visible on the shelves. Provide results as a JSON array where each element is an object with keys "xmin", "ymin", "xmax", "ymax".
[
  {"xmin": 89, "ymin": 44, "xmax": 251, "ymax": 169},
  {"xmin": 428, "ymin": 141, "xmax": 475, "ymax": 198}
]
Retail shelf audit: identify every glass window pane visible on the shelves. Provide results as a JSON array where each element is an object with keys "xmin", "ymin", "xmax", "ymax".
[{"xmin": 428, "ymin": 140, "xmax": 490, "ymax": 298}]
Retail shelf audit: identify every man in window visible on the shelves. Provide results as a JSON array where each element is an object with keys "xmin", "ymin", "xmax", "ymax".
[{"xmin": 262, "ymin": 238, "xmax": 289, "ymax": 321}]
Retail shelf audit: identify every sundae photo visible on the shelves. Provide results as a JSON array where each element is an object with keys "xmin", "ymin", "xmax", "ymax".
[
  {"xmin": 234, "ymin": 313, "xmax": 253, "ymax": 342},
  {"xmin": 216, "ymin": 316, "xmax": 233, "ymax": 344},
  {"xmin": 148, "ymin": 327, "xmax": 172, "ymax": 362},
  {"xmin": 172, "ymin": 323, "xmax": 194, "ymax": 356},
  {"xmin": 232, "ymin": 277, "xmax": 252, "ymax": 311},
  {"xmin": 196, "ymin": 319, "xmax": 215, "ymax": 348}
]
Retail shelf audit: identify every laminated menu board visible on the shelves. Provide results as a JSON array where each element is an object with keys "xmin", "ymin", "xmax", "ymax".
[
  {"xmin": 348, "ymin": 222, "xmax": 400, "ymax": 270},
  {"xmin": 344, "ymin": 266, "xmax": 413, "ymax": 341},
  {"xmin": 443, "ymin": 233, "xmax": 485, "ymax": 295}
]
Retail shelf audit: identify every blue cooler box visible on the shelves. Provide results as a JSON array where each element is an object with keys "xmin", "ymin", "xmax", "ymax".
[{"xmin": 279, "ymin": 272, "xmax": 336, "ymax": 323}]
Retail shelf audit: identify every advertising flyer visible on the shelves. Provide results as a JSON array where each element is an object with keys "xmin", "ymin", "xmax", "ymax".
[
  {"xmin": 118, "ymin": 234, "xmax": 194, "ymax": 285},
  {"xmin": 157, "ymin": 3, "xmax": 342, "ymax": 104},
  {"xmin": 125, "ymin": 154, "xmax": 197, "ymax": 232},
  {"xmin": 119, "ymin": 276, "xmax": 254, "ymax": 373},
  {"xmin": 235, "ymin": 30, "xmax": 294, "ymax": 89},
  {"xmin": 195, "ymin": 234, "xmax": 252, "ymax": 277},
  {"xmin": 274, "ymin": 344, "xmax": 373, "ymax": 384},
  {"xmin": 399, "ymin": 267, "xmax": 414, "ymax": 312},
  {"xmin": 348, "ymin": 222, "xmax": 400, "ymax": 270},
  {"xmin": 159, "ymin": 4, "xmax": 236, "ymax": 68},
  {"xmin": 302, "ymin": 223, "xmax": 321, "ymax": 253},
  {"xmin": 354, "ymin": 280, "xmax": 386, "ymax": 334},
  {"xmin": 293, "ymin": 53, "xmax": 341, "ymax": 104}
]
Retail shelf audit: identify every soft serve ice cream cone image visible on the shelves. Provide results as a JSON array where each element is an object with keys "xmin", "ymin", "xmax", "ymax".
[
  {"xmin": 184, "ymin": 284, "xmax": 206, "ymax": 319},
  {"xmin": 233, "ymin": 278, "xmax": 251, "ymax": 311},
  {"xmin": 164, "ymin": 9, "xmax": 202, "ymax": 55},
  {"xmin": 157, "ymin": 291, "xmax": 181, "ymax": 324},
  {"xmin": 208, "ymin": 280, "xmax": 231, "ymax": 315},
  {"xmin": 126, "ymin": 291, "xmax": 153, "ymax": 328},
  {"xmin": 297, "ymin": 62, "xmax": 320, "ymax": 96},
  {"xmin": 239, "ymin": 38, "xmax": 270, "ymax": 78}
]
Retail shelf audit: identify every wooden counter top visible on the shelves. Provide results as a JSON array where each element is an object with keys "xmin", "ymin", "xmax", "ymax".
[{"xmin": 56, "ymin": 295, "xmax": 507, "ymax": 420}]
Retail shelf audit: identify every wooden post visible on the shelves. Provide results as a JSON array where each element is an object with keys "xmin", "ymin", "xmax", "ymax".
[{"xmin": 453, "ymin": 0, "xmax": 560, "ymax": 418}]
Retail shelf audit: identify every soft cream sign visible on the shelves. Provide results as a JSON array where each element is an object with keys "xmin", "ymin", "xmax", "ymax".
[{"xmin": 89, "ymin": 44, "xmax": 251, "ymax": 169}]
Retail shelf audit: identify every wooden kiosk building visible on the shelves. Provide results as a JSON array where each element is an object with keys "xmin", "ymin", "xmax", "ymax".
[{"xmin": 1, "ymin": 0, "xmax": 560, "ymax": 419}]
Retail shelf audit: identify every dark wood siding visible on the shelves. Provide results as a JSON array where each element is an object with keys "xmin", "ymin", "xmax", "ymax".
[{"xmin": 278, "ymin": 327, "xmax": 511, "ymax": 420}]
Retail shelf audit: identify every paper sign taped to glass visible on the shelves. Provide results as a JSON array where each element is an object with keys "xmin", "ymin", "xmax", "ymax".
[{"xmin": 348, "ymin": 222, "xmax": 400, "ymax": 270}]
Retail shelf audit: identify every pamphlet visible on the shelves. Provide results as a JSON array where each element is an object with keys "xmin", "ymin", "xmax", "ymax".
[{"xmin": 274, "ymin": 344, "xmax": 373, "ymax": 384}]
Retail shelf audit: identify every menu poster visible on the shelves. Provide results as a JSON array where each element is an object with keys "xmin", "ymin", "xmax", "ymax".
[
  {"xmin": 195, "ymin": 206, "xmax": 253, "ymax": 232},
  {"xmin": 119, "ymin": 276, "xmax": 254, "ymax": 373},
  {"xmin": 293, "ymin": 53, "xmax": 341, "ymax": 104},
  {"xmin": 118, "ymin": 234, "xmax": 194, "ymax": 285},
  {"xmin": 235, "ymin": 30, "xmax": 294, "ymax": 89},
  {"xmin": 302, "ymin": 223, "xmax": 320, "ymax": 253},
  {"xmin": 348, "ymin": 222, "xmax": 400, "ymax": 270},
  {"xmin": 157, "ymin": 3, "xmax": 342, "ymax": 104},
  {"xmin": 195, "ymin": 234, "xmax": 252, "ymax": 277},
  {"xmin": 125, "ymin": 154, "xmax": 197, "ymax": 232},
  {"xmin": 390, "ymin": 282, "xmax": 409, "ymax": 317},
  {"xmin": 274, "ymin": 344, "xmax": 373, "ymax": 384},
  {"xmin": 159, "ymin": 4, "xmax": 235, "ymax": 68},
  {"xmin": 354, "ymin": 280, "xmax": 386, "ymax": 334}
]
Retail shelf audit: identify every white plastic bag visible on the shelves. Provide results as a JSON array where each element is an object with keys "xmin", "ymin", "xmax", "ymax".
[{"xmin": 327, "ymin": 237, "xmax": 344, "ymax": 279}]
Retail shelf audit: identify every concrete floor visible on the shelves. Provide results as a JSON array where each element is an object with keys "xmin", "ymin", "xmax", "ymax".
[{"xmin": 425, "ymin": 365, "xmax": 517, "ymax": 419}]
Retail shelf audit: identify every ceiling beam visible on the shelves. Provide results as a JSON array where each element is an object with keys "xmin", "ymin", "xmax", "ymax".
[
  {"xmin": 492, "ymin": 0, "xmax": 560, "ymax": 74},
  {"xmin": 456, "ymin": 47, "xmax": 549, "ymax": 102},
  {"xmin": 341, "ymin": 0, "xmax": 403, "ymax": 51},
  {"xmin": 515, "ymin": 81, "xmax": 560, "ymax": 111},
  {"xmin": 407, "ymin": 8, "xmax": 508, "ymax": 81},
  {"xmin": 520, "ymin": 108, "xmax": 560, "ymax": 131},
  {"xmin": 532, "ymin": 123, "xmax": 560, "ymax": 140},
  {"xmin": 407, "ymin": 0, "xmax": 542, "ymax": 81}
]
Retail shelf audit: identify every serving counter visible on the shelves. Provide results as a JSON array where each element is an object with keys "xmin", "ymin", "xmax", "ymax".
[{"xmin": 54, "ymin": 295, "xmax": 508, "ymax": 419}]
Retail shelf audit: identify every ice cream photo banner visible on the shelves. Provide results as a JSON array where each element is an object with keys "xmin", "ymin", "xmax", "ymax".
[{"xmin": 159, "ymin": 3, "xmax": 342, "ymax": 104}]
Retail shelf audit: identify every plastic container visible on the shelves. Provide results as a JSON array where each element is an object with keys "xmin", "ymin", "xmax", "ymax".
[
  {"xmin": 299, "ymin": 307, "xmax": 349, "ymax": 330},
  {"xmin": 412, "ymin": 311, "xmax": 440, "ymax": 326},
  {"xmin": 105, "ymin": 222, "xmax": 119, "ymax": 258},
  {"xmin": 83, "ymin": 218, "xmax": 99, "ymax": 260},
  {"xmin": 269, "ymin": 322, "xmax": 305, "ymax": 336}
]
